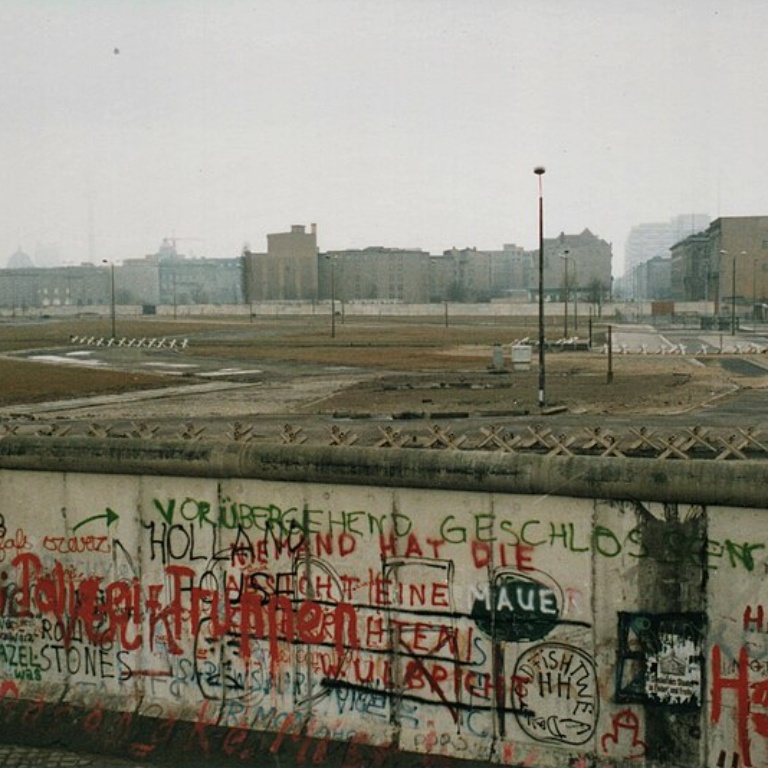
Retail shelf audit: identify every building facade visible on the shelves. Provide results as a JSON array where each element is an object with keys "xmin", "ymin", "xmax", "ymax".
[
  {"xmin": 0, "ymin": 241, "xmax": 243, "ymax": 313},
  {"xmin": 634, "ymin": 256, "xmax": 672, "ymax": 301},
  {"xmin": 667, "ymin": 216, "xmax": 768, "ymax": 315},
  {"xmin": 243, "ymin": 224, "xmax": 319, "ymax": 301},
  {"xmin": 542, "ymin": 229, "xmax": 614, "ymax": 303},
  {"xmin": 705, "ymin": 216, "xmax": 768, "ymax": 313},
  {"xmin": 670, "ymin": 232, "xmax": 711, "ymax": 302},
  {"xmin": 1, "ymin": 224, "xmax": 614, "ymax": 311},
  {"xmin": 0, "ymin": 264, "xmax": 110, "ymax": 311},
  {"xmin": 321, "ymin": 247, "xmax": 431, "ymax": 304},
  {"xmin": 625, "ymin": 214, "xmax": 710, "ymax": 277}
]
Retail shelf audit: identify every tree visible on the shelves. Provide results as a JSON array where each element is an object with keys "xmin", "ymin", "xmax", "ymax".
[{"xmin": 585, "ymin": 278, "xmax": 609, "ymax": 317}]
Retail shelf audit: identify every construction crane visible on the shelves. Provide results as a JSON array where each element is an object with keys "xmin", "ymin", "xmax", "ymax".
[
  {"xmin": 163, "ymin": 236, "xmax": 204, "ymax": 250},
  {"xmin": 160, "ymin": 237, "xmax": 205, "ymax": 258}
]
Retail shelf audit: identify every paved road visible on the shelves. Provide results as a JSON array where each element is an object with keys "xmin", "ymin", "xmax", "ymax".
[{"xmin": 0, "ymin": 743, "xmax": 140, "ymax": 767}]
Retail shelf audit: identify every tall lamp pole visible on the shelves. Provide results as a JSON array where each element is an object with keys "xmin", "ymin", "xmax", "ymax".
[
  {"xmin": 731, "ymin": 252, "xmax": 736, "ymax": 336},
  {"xmin": 534, "ymin": 166, "xmax": 546, "ymax": 408},
  {"xmin": 327, "ymin": 256, "xmax": 336, "ymax": 339},
  {"xmin": 573, "ymin": 265, "xmax": 579, "ymax": 332},
  {"xmin": 560, "ymin": 250, "xmax": 571, "ymax": 338},
  {"xmin": 753, "ymin": 258, "xmax": 758, "ymax": 316},
  {"xmin": 736, "ymin": 250, "xmax": 747, "ymax": 333},
  {"xmin": 721, "ymin": 249, "xmax": 747, "ymax": 336},
  {"xmin": 102, "ymin": 260, "xmax": 116, "ymax": 338}
]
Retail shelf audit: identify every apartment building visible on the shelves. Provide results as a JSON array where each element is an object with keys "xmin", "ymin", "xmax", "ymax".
[
  {"xmin": 321, "ymin": 247, "xmax": 431, "ymax": 303},
  {"xmin": 625, "ymin": 214, "xmax": 710, "ymax": 276},
  {"xmin": 543, "ymin": 229, "xmax": 614, "ymax": 302},
  {"xmin": 669, "ymin": 216, "xmax": 768, "ymax": 313},
  {"xmin": 243, "ymin": 224, "xmax": 318, "ymax": 301}
]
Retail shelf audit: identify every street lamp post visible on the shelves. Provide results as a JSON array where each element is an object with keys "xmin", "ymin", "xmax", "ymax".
[
  {"xmin": 102, "ymin": 260, "xmax": 116, "ymax": 338},
  {"xmin": 704, "ymin": 258, "xmax": 710, "ymax": 318},
  {"xmin": 753, "ymin": 258, "xmax": 758, "ymax": 316},
  {"xmin": 327, "ymin": 256, "xmax": 336, "ymax": 339},
  {"xmin": 534, "ymin": 166, "xmax": 546, "ymax": 408},
  {"xmin": 737, "ymin": 250, "xmax": 747, "ymax": 332},
  {"xmin": 731, "ymin": 252, "xmax": 736, "ymax": 336},
  {"xmin": 573, "ymin": 270, "xmax": 579, "ymax": 332},
  {"xmin": 560, "ymin": 250, "xmax": 571, "ymax": 338},
  {"xmin": 721, "ymin": 249, "xmax": 747, "ymax": 335}
]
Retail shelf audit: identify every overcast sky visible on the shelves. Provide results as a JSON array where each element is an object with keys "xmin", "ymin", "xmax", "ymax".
[{"xmin": 1, "ymin": 1, "xmax": 766, "ymax": 273}]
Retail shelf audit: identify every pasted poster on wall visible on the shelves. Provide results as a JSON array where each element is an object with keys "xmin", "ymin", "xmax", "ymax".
[{"xmin": 615, "ymin": 612, "xmax": 706, "ymax": 709}]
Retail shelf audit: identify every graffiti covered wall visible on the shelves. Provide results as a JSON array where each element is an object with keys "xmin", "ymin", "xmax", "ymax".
[{"xmin": 0, "ymin": 438, "xmax": 766, "ymax": 767}]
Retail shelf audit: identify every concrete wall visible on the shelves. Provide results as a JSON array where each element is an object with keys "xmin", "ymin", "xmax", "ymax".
[{"xmin": 0, "ymin": 438, "xmax": 766, "ymax": 767}]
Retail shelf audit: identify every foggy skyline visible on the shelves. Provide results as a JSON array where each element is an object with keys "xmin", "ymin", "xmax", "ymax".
[{"xmin": 1, "ymin": 1, "xmax": 766, "ymax": 274}]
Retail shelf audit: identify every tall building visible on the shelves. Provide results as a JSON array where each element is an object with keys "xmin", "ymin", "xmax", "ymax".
[
  {"xmin": 625, "ymin": 214, "xmax": 710, "ymax": 275},
  {"xmin": 243, "ymin": 224, "xmax": 319, "ymax": 301},
  {"xmin": 670, "ymin": 232, "xmax": 711, "ymax": 301}
]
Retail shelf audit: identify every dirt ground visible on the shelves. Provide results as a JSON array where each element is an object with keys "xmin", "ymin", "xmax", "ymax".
[
  {"xmin": 0, "ymin": 315, "xmax": 762, "ymax": 420},
  {"xmin": 301, "ymin": 354, "xmax": 740, "ymax": 418}
]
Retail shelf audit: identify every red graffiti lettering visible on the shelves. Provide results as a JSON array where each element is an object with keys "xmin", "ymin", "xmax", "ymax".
[
  {"xmin": 42, "ymin": 535, "xmax": 111, "ymax": 555},
  {"xmin": 0, "ymin": 529, "xmax": 31, "ymax": 562},
  {"xmin": 8, "ymin": 554, "xmax": 359, "ymax": 671},
  {"xmin": 470, "ymin": 540, "xmax": 536, "ymax": 570},
  {"xmin": 600, "ymin": 708, "xmax": 647, "ymax": 759},
  {"xmin": 710, "ymin": 644, "xmax": 768, "ymax": 767}
]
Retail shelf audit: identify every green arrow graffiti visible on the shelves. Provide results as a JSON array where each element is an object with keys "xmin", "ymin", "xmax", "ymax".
[{"xmin": 73, "ymin": 507, "xmax": 119, "ymax": 532}]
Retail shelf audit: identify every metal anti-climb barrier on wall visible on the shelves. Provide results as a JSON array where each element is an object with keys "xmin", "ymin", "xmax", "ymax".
[{"xmin": 1, "ymin": 420, "xmax": 767, "ymax": 460}]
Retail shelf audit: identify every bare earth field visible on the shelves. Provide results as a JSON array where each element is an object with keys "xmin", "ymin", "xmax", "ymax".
[{"xmin": 0, "ymin": 314, "xmax": 761, "ymax": 421}]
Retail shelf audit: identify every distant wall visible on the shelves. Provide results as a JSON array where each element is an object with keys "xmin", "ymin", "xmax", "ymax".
[
  {"xmin": 4, "ymin": 299, "xmax": 654, "ymax": 322},
  {"xmin": 0, "ymin": 438, "xmax": 766, "ymax": 767}
]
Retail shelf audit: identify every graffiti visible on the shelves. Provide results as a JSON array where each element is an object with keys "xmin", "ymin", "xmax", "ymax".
[
  {"xmin": 615, "ymin": 612, "xmax": 706, "ymax": 708},
  {"xmin": 0, "ymin": 642, "xmax": 42, "ymax": 681},
  {"xmin": 0, "ymin": 526, "xmax": 32, "ymax": 563},
  {"xmin": 511, "ymin": 643, "xmax": 598, "ymax": 745},
  {"xmin": 8, "ymin": 553, "xmax": 358, "ymax": 664},
  {"xmin": 471, "ymin": 569, "xmax": 563, "ymax": 642},
  {"xmin": 152, "ymin": 497, "xmax": 412, "ymax": 538},
  {"xmin": 71, "ymin": 507, "xmax": 119, "ymax": 532},
  {"xmin": 743, "ymin": 604, "xmax": 768, "ymax": 634},
  {"xmin": 600, "ymin": 708, "xmax": 648, "ymax": 760},
  {"xmin": 42, "ymin": 536, "xmax": 111, "ymax": 555},
  {"xmin": 142, "ymin": 521, "xmax": 218, "ymax": 565},
  {"xmin": 4, "ymin": 476, "xmax": 768, "ymax": 768},
  {"xmin": 144, "ymin": 499, "xmax": 768, "ymax": 571},
  {"xmin": 711, "ymin": 644, "xmax": 768, "ymax": 768}
]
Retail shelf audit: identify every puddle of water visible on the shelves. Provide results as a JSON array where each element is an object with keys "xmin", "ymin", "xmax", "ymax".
[
  {"xmin": 30, "ymin": 355, "xmax": 104, "ymax": 366},
  {"xmin": 198, "ymin": 369, "xmax": 262, "ymax": 377}
]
